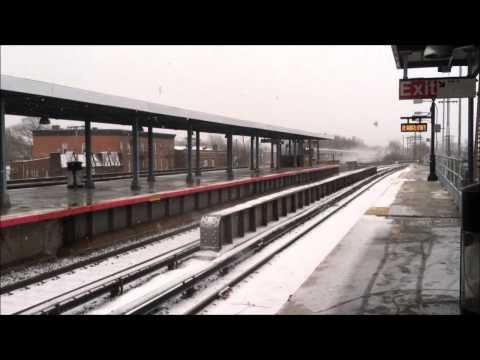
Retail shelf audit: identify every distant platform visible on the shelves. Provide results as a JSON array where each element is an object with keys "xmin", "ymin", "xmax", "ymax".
[
  {"xmin": 279, "ymin": 165, "xmax": 461, "ymax": 315},
  {"xmin": 0, "ymin": 166, "xmax": 335, "ymax": 229}
]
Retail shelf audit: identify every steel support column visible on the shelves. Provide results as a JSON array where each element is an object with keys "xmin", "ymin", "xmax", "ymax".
[
  {"xmin": 467, "ymin": 63, "xmax": 475, "ymax": 185},
  {"xmin": 276, "ymin": 141, "xmax": 281, "ymax": 170},
  {"xmin": 227, "ymin": 133, "xmax": 233, "ymax": 179},
  {"xmin": 293, "ymin": 140, "xmax": 298, "ymax": 167},
  {"xmin": 250, "ymin": 136, "xmax": 255, "ymax": 171},
  {"xmin": 195, "ymin": 130, "xmax": 201, "ymax": 176},
  {"xmin": 131, "ymin": 118, "xmax": 141, "ymax": 190},
  {"xmin": 84, "ymin": 118, "xmax": 95, "ymax": 189},
  {"xmin": 186, "ymin": 122, "xmax": 193, "ymax": 184},
  {"xmin": 147, "ymin": 126, "xmax": 155, "ymax": 182},
  {"xmin": 428, "ymin": 100, "xmax": 438, "ymax": 182},
  {"xmin": 0, "ymin": 97, "xmax": 10, "ymax": 208},
  {"xmin": 270, "ymin": 142, "xmax": 274, "ymax": 169},
  {"xmin": 308, "ymin": 139, "xmax": 313, "ymax": 167},
  {"xmin": 255, "ymin": 136, "xmax": 260, "ymax": 174},
  {"xmin": 316, "ymin": 141, "xmax": 320, "ymax": 165}
]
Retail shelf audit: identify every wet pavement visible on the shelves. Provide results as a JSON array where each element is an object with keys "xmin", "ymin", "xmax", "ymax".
[
  {"xmin": 279, "ymin": 165, "xmax": 461, "ymax": 315},
  {"xmin": 1, "ymin": 166, "xmax": 318, "ymax": 217}
]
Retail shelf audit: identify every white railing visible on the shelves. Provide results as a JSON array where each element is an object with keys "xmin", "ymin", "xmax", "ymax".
[{"xmin": 435, "ymin": 154, "xmax": 467, "ymax": 208}]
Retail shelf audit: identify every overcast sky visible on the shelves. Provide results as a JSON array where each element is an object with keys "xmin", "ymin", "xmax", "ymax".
[{"xmin": 1, "ymin": 45, "xmax": 472, "ymax": 147}]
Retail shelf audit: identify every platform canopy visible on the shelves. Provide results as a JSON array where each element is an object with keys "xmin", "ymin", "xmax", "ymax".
[
  {"xmin": 391, "ymin": 45, "xmax": 479, "ymax": 74},
  {"xmin": 1, "ymin": 75, "xmax": 333, "ymax": 141}
]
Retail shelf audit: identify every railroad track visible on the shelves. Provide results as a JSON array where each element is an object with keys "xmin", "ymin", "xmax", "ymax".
[
  {"xmin": 97, "ymin": 165, "xmax": 406, "ymax": 315},
  {"xmin": 7, "ymin": 166, "xmax": 248, "ymax": 189},
  {"xmin": 11, "ymin": 239, "xmax": 201, "ymax": 315},
  {"xmin": 5, "ymin": 165, "xmax": 405, "ymax": 315},
  {"xmin": 0, "ymin": 222, "xmax": 200, "ymax": 295}
]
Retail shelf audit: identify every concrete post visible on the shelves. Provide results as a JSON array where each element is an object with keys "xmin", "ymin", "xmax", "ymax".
[
  {"xmin": 84, "ymin": 118, "xmax": 95, "ymax": 189},
  {"xmin": 250, "ymin": 136, "xmax": 255, "ymax": 170},
  {"xmin": 0, "ymin": 97, "xmax": 10, "ymax": 208},
  {"xmin": 227, "ymin": 133, "xmax": 233, "ymax": 179},
  {"xmin": 195, "ymin": 130, "xmax": 201, "ymax": 176},
  {"xmin": 131, "ymin": 118, "xmax": 141, "ymax": 190},
  {"xmin": 255, "ymin": 136, "xmax": 260, "ymax": 174},
  {"xmin": 186, "ymin": 122, "xmax": 193, "ymax": 184}
]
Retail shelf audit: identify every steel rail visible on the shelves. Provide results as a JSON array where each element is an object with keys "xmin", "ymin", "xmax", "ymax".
[
  {"xmin": 13, "ymin": 239, "xmax": 201, "ymax": 315},
  {"xmin": 0, "ymin": 222, "xmax": 199, "ymax": 295},
  {"xmin": 7, "ymin": 167, "xmax": 248, "ymax": 189},
  {"xmin": 183, "ymin": 165, "xmax": 405, "ymax": 314},
  {"xmin": 126, "ymin": 165, "xmax": 405, "ymax": 315}
]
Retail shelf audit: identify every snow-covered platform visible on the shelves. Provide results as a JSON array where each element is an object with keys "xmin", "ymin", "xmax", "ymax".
[{"xmin": 278, "ymin": 164, "xmax": 461, "ymax": 315}]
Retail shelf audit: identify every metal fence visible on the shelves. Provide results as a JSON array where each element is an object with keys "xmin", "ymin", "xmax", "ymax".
[{"xmin": 435, "ymin": 154, "xmax": 467, "ymax": 208}]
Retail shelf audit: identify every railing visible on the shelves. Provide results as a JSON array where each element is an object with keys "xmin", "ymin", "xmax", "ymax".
[{"xmin": 435, "ymin": 154, "xmax": 467, "ymax": 208}]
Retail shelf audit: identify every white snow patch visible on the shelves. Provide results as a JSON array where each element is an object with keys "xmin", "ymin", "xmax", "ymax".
[{"xmin": 198, "ymin": 169, "xmax": 406, "ymax": 315}]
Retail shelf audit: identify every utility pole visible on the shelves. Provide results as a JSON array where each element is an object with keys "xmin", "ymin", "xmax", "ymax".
[
  {"xmin": 458, "ymin": 66, "xmax": 463, "ymax": 157},
  {"xmin": 439, "ymin": 99, "xmax": 458, "ymax": 156}
]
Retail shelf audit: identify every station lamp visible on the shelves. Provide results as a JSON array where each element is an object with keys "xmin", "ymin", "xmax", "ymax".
[
  {"xmin": 39, "ymin": 116, "xmax": 50, "ymax": 125},
  {"xmin": 424, "ymin": 45, "xmax": 454, "ymax": 59}
]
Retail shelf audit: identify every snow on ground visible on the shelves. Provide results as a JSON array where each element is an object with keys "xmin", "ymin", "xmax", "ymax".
[
  {"xmin": 199, "ymin": 167, "xmax": 409, "ymax": 315},
  {"xmin": 0, "ymin": 228, "xmax": 199, "ymax": 314}
]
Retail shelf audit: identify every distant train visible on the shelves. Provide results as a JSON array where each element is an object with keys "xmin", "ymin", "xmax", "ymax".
[{"xmin": 317, "ymin": 148, "xmax": 379, "ymax": 163}]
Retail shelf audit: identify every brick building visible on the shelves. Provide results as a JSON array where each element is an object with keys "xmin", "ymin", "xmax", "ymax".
[
  {"xmin": 174, "ymin": 146, "xmax": 227, "ymax": 169},
  {"xmin": 10, "ymin": 126, "xmax": 175, "ymax": 179}
]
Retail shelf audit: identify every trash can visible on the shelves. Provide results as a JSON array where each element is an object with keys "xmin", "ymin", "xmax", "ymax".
[
  {"xmin": 460, "ymin": 182, "xmax": 480, "ymax": 315},
  {"xmin": 67, "ymin": 161, "xmax": 83, "ymax": 189}
]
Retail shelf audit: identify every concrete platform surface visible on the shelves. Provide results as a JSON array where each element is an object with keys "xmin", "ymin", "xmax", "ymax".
[
  {"xmin": 1, "ymin": 166, "xmax": 325, "ymax": 218},
  {"xmin": 279, "ymin": 165, "xmax": 461, "ymax": 315}
]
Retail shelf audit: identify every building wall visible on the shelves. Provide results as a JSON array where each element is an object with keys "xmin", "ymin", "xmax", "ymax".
[
  {"xmin": 174, "ymin": 149, "xmax": 227, "ymax": 169},
  {"xmin": 30, "ymin": 130, "xmax": 175, "ymax": 177},
  {"xmin": 10, "ymin": 157, "xmax": 51, "ymax": 179}
]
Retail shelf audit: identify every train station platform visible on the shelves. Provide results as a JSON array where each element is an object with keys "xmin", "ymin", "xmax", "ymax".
[
  {"xmin": 0, "ymin": 165, "xmax": 340, "ymax": 266},
  {"xmin": 1, "ymin": 166, "xmax": 328, "ymax": 222},
  {"xmin": 279, "ymin": 164, "xmax": 461, "ymax": 315}
]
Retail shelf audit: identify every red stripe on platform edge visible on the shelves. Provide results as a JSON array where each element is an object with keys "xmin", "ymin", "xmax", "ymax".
[{"xmin": 0, "ymin": 165, "xmax": 338, "ymax": 229}]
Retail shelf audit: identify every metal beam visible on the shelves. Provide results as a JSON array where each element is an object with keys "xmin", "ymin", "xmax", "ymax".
[
  {"xmin": 130, "ymin": 118, "xmax": 141, "ymax": 190},
  {"xmin": 84, "ymin": 118, "xmax": 95, "ymax": 189},
  {"xmin": 147, "ymin": 126, "xmax": 155, "ymax": 182},
  {"xmin": 0, "ymin": 97, "xmax": 10, "ymax": 208}
]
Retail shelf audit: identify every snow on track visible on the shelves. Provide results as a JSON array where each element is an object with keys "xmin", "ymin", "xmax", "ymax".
[
  {"xmin": 0, "ymin": 228, "xmax": 199, "ymax": 314},
  {"xmin": 198, "ymin": 167, "xmax": 410, "ymax": 315}
]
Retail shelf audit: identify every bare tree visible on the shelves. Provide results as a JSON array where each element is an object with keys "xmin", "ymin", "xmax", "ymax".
[{"xmin": 6, "ymin": 117, "xmax": 40, "ymax": 161}]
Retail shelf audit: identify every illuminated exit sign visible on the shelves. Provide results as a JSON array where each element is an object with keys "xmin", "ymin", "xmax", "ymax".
[
  {"xmin": 401, "ymin": 123, "xmax": 428, "ymax": 132},
  {"xmin": 399, "ymin": 77, "xmax": 476, "ymax": 100}
]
